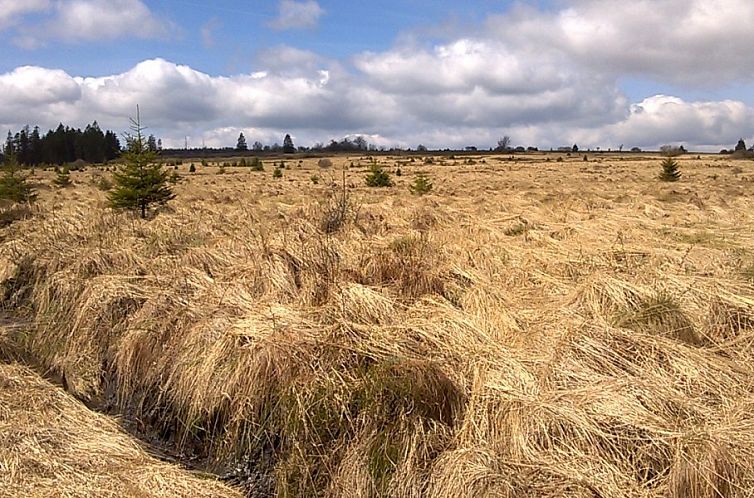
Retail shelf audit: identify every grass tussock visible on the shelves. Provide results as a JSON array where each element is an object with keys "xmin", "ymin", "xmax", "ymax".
[
  {"xmin": 0, "ymin": 362, "xmax": 241, "ymax": 498},
  {"xmin": 4, "ymin": 155, "xmax": 754, "ymax": 496}
]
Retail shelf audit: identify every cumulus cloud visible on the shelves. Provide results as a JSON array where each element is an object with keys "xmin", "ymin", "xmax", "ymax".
[
  {"xmin": 0, "ymin": 0, "xmax": 49, "ymax": 31},
  {"xmin": 12, "ymin": 0, "xmax": 171, "ymax": 48},
  {"xmin": 488, "ymin": 0, "xmax": 754, "ymax": 84},
  {"xmin": 355, "ymin": 38, "xmax": 628, "ymax": 129},
  {"xmin": 1, "ymin": 57, "xmax": 751, "ymax": 152},
  {"xmin": 584, "ymin": 95, "xmax": 754, "ymax": 149},
  {"xmin": 269, "ymin": 0, "xmax": 324, "ymax": 30},
  {"xmin": 0, "ymin": 66, "xmax": 81, "ymax": 126}
]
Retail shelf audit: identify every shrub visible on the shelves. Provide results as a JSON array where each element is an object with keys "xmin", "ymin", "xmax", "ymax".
[
  {"xmin": 318, "ymin": 158, "xmax": 333, "ymax": 169},
  {"xmin": 310, "ymin": 175, "xmax": 320, "ymax": 185},
  {"xmin": 395, "ymin": 168, "xmax": 402, "ymax": 176},
  {"xmin": 67, "ymin": 159, "xmax": 86, "ymax": 171},
  {"xmin": 217, "ymin": 165, "xmax": 226, "ymax": 175},
  {"xmin": 319, "ymin": 170, "xmax": 357, "ymax": 234},
  {"xmin": 365, "ymin": 165, "xmax": 393, "ymax": 187},
  {"xmin": 659, "ymin": 157, "xmax": 681, "ymax": 182},
  {"xmin": 96, "ymin": 176, "xmax": 113, "ymax": 191},
  {"xmin": 409, "ymin": 172, "xmax": 433, "ymax": 195},
  {"xmin": 189, "ymin": 164, "xmax": 196, "ymax": 173},
  {"xmin": 273, "ymin": 167, "xmax": 283, "ymax": 178},
  {"xmin": 250, "ymin": 157, "xmax": 264, "ymax": 171}
]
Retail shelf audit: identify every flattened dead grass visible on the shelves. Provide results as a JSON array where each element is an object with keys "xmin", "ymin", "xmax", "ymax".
[{"xmin": 0, "ymin": 362, "xmax": 241, "ymax": 498}]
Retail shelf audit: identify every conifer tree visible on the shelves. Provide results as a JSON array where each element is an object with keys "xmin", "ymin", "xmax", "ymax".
[
  {"xmin": 365, "ymin": 164, "xmax": 393, "ymax": 187},
  {"xmin": 409, "ymin": 172, "xmax": 433, "ymax": 195},
  {"xmin": 108, "ymin": 108, "xmax": 174, "ymax": 218},
  {"xmin": 283, "ymin": 134, "xmax": 295, "ymax": 153},
  {"xmin": 236, "ymin": 133, "xmax": 248, "ymax": 151},
  {"xmin": 0, "ymin": 153, "xmax": 36, "ymax": 203},
  {"xmin": 147, "ymin": 134, "xmax": 158, "ymax": 152},
  {"xmin": 53, "ymin": 166, "xmax": 72, "ymax": 188},
  {"xmin": 659, "ymin": 157, "xmax": 681, "ymax": 182}
]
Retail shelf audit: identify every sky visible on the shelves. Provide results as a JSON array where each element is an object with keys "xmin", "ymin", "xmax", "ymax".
[{"xmin": 1, "ymin": 0, "xmax": 754, "ymax": 151}]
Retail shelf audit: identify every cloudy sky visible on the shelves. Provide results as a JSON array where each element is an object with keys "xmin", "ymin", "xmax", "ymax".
[{"xmin": 1, "ymin": 0, "xmax": 753, "ymax": 151}]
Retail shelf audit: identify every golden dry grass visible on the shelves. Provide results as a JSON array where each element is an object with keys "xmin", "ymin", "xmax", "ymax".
[
  {"xmin": 3, "ymin": 153, "xmax": 754, "ymax": 496},
  {"xmin": 0, "ymin": 361, "xmax": 241, "ymax": 498}
]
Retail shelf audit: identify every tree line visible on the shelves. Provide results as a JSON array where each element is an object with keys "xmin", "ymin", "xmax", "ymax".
[{"xmin": 2, "ymin": 123, "xmax": 123, "ymax": 166}]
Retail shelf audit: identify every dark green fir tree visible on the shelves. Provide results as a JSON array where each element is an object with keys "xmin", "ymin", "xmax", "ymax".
[
  {"xmin": 0, "ymin": 153, "xmax": 36, "ymax": 203},
  {"xmin": 659, "ymin": 157, "xmax": 681, "ymax": 182},
  {"xmin": 108, "ymin": 108, "xmax": 174, "ymax": 218}
]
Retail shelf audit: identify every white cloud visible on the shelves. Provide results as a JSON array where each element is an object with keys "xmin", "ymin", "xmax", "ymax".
[
  {"xmin": 269, "ymin": 0, "xmax": 324, "ymax": 30},
  {"xmin": 11, "ymin": 0, "xmax": 171, "ymax": 48},
  {"xmin": 488, "ymin": 0, "xmax": 754, "ymax": 84},
  {"xmin": 0, "ymin": 66, "xmax": 81, "ymax": 126},
  {"xmin": 0, "ymin": 0, "xmax": 49, "ymax": 30},
  {"xmin": 256, "ymin": 45, "xmax": 324, "ymax": 74},
  {"xmin": 583, "ymin": 95, "xmax": 754, "ymax": 150},
  {"xmin": 1, "ymin": 57, "xmax": 751, "ymax": 152}
]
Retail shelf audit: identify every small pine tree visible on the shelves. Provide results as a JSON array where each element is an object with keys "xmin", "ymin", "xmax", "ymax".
[
  {"xmin": 365, "ymin": 164, "xmax": 393, "ymax": 187},
  {"xmin": 189, "ymin": 163, "xmax": 196, "ymax": 173},
  {"xmin": 250, "ymin": 157, "xmax": 264, "ymax": 171},
  {"xmin": 0, "ymin": 153, "xmax": 36, "ymax": 203},
  {"xmin": 237, "ymin": 132, "xmax": 248, "ymax": 151},
  {"xmin": 409, "ymin": 172, "xmax": 433, "ymax": 195},
  {"xmin": 53, "ymin": 167, "xmax": 72, "ymax": 188},
  {"xmin": 659, "ymin": 157, "xmax": 681, "ymax": 182},
  {"xmin": 283, "ymin": 134, "xmax": 295, "ymax": 154},
  {"xmin": 108, "ymin": 108, "xmax": 174, "ymax": 218},
  {"xmin": 273, "ymin": 166, "xmax": 283, "ymax": 178}
]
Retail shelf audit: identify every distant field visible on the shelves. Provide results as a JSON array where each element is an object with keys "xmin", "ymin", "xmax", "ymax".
[{"xmin": 3, "ymin": 153, "xmax": 754, "ymax": 497}]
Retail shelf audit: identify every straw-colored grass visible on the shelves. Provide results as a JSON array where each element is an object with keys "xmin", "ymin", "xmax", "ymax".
[
  {"xmin": 4, "ymin": 153, "xmax": 754, "ymax": 496},
  {"xmin": 0, "ymin": 361, "xmax": 241, "ymax": 498}
]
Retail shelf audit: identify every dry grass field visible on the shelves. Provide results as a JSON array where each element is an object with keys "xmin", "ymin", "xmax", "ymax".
[{"xmin": 3, "ymin": 153, "xmax": 754, "ymax": 497}]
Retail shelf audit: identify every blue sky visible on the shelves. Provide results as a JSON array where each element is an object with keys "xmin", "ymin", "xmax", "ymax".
[
  {"xmin": 1, "ymin": 0, "xmax": 523, "ymax": 75},
  {"xmin": 1, "ymin": 0, "xmax": 753, "ymax": 150}
]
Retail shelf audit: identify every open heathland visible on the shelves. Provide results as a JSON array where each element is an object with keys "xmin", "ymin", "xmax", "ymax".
[{"xmin": 3, "ymin": 153, "xmax": 754, "ymax": 497}]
